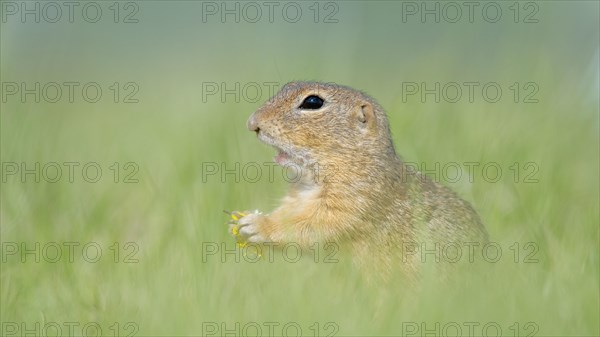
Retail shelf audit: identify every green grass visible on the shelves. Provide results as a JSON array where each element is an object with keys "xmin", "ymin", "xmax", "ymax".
[{"xmin": 1, "ymin": 1, "xmax": 599, "ymax": 336}]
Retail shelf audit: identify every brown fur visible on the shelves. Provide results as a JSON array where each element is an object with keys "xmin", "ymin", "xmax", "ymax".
[{"xmin": 236, "ymin": 81, "xmax": 488, "ymax": 276}]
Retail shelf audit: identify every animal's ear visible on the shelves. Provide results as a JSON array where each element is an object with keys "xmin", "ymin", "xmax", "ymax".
[{"xmin": 357, "ymin": 102, "xmax": 375, "ymax": 127}]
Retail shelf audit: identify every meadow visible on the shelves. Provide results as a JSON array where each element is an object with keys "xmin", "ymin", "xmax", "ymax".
[{"xmin": 1, "ymin": 1, "xmax": 598, "ymax": 336}]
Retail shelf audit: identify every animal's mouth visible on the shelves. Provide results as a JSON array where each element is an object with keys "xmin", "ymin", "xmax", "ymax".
[
  {"xmin": 274, "ymin": 149, "xmax": 291, "ymax": 165},
  {"xmin": 256, "ymin": 132, "xmax": 295, "ymax": 166}
]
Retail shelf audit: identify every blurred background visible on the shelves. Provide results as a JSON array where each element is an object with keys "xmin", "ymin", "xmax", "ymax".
[{"xmin": 1, "ymin": 1, "xmax": 598, "ymax": 336}]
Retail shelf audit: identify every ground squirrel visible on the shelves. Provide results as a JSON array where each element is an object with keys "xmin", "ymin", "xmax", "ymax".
[{"xmin": 230, "ymin": 81, "xmax": 488, "ymax": 275}]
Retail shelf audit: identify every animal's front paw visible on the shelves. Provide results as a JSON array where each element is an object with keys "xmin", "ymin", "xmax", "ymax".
[{"xmin": 227, "ymin": 210, "xmax": 267, "ymax": 245}]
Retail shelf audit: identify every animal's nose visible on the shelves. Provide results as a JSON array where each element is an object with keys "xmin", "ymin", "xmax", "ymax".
[{"xmin": 247, "ymin": 114, "xmax": 260, "ymax": 133}]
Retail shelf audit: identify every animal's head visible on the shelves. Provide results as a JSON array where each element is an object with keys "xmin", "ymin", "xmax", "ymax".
[{"xmin": 247, "ymin": 82, "xmax": 396, "ymax": 169}]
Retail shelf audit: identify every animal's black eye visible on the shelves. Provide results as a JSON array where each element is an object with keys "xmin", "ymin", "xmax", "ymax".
[{"xmin": 299, "ymin": 95, "xmax": 324, "ymax": 110}]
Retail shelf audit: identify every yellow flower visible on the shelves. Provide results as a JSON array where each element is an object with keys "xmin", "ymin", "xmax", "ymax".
[{"xmin": 224, "ymin": 210, "xmax": 262, "ymax": 259}]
